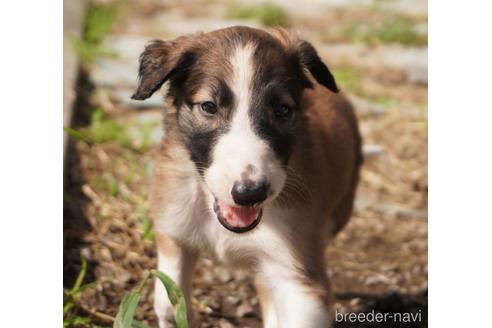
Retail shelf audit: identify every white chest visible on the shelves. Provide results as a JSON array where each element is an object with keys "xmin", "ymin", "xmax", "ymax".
[{"xmin": 153, "ymin": 178, "xmax": 295, "ymax": 266}]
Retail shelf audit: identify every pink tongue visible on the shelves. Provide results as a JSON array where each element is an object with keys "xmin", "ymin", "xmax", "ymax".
[{"xmin": 218, "ymin": 201, "xmax": 260, "ymax": 228}]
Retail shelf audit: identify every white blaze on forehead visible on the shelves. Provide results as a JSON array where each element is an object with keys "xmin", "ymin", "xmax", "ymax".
[
  {"xmin": 205, "ymin": 42, "xmax": 286, "ymax": 205},
  {"xmin": 224, "ymin": 42, "xmax": 267, "ymax": 180},
  {"xmin": 229, "ymin": 41, "xmax": 260, "ymax": 150},
  {"xmin": 230, "ymin": 42, "xmax": 256, "ymax": 114}
]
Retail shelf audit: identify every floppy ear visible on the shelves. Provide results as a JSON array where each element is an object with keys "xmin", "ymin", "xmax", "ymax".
[
  {"xmin": 296, "ymin": 40, "xmax": 339, "ymax": 93},
  {"xmin": 131, "ymin": 38, "xmax": 194, "ymax": 100},
  {"xmin": 268, "ymin": 29, "xmax": 338, "ymax": 93}
]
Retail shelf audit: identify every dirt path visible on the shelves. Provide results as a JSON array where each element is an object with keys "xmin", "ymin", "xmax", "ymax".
[{"xmin": 64, "ymin": 1, "xmax": 427, "ymax": 327}]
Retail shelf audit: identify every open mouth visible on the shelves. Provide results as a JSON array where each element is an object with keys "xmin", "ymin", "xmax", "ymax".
[{"xmin": 213, "ymin": 197, "xmax": 263, "ymax": 233}]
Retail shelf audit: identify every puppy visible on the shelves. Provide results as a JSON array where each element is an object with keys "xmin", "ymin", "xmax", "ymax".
[{"xmin": 132, "ymin": 26, "xmax": 362, "ymax": 328}]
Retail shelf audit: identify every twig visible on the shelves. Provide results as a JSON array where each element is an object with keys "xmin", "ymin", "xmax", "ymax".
[{"xmin": 76, "ymin": 303, "xmax": 116, "ymax": 323}]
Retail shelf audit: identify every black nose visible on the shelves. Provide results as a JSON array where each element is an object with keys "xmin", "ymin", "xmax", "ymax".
[{"xmin": 231, "ymin": 180, "xmax": 268, "ymax": 206}]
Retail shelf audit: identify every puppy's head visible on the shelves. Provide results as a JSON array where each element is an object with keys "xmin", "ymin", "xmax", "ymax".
[{"xmin": 133, "ymin": 26, "xmax": 338, "ymax": 233}]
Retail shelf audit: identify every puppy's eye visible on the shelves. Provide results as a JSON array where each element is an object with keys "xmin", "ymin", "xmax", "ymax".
[
  {"xmin": 200, "ymin": 101, "xmax": 218, "ymax": 115},
  {"xmin": 274, "ymin": 104, "xmax": 292, "ymax": 119}
]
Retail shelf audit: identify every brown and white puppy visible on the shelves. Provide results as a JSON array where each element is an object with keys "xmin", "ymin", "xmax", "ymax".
[{"xmin": 132, "ymin": 26, "xmax": 362, "ymax": 328}]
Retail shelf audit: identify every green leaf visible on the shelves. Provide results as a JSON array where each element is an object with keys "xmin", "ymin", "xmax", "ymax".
[
  {"xmin": 130, "ymin": 320, "xmax": 152, "ymax": 328},
  {"xmin": 113, "ymin": 272, "xmax": 152, "ymax": 328},
  {"xmin": 63, "ymin": 301, "xmax": 74, "ymax": 315},
  {"xmin": 71, "ymin": 254, "xmax": 88, "ymax": 296},
  {"xmin": 174, "ymin": 297, "xmax": 189, "ymax": 328},
  {"xmin": 141, "ymin": 218, "xmax": 154, "ymax": 241},
  {"xmin": 150, "ymin": 270, "xmax": 183, "ymax": 305},
  {"xmin": 151, "ymin": 270, "xmax": 189, "ymax": 327},
  {"xmin": 90, "ymin": 108, "xmax": 105, "ymax": 124},
  {"xmin": 64, "ymin": 127, "xmax": 87, "ymax": 142},
  {"xmin": 63, "ymin": 315, "xmax": 91, "ymax": 327},
  {"xmin": 113, "ymin": 292, "xmax": 141, "ymax": 328},
  {"xmin": 113, "ymin": 271, "xmax": 188, "ymax": 328}
]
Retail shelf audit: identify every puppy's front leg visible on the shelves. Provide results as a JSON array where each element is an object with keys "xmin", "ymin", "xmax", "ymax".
[
  {"xmin": 255, "ymin": 274, "xmax": 278, "ymax": 328},
  {"xmin": 259, "ymin": 262, "xmax": 331, "ymax": 328},
  {"xmin": 154, "ymin": 233, "xmax": 198, "ymax": 328}
]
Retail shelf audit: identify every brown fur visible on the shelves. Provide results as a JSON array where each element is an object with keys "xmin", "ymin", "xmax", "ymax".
[
  {"xmin": 290, "ymin": 84, "xmax": 362, "ymax": 298},
  {"xmin": 155, "ymin": 232, "xmax": 180, "ymax": 257},
  {"xmin": 135, "ymin": 26, "xmax": 362, "ymax": 327}
]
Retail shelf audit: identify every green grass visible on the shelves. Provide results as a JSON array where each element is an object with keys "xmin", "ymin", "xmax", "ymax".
[
  {"xmin": 91, "ymin": 174, "xmax": 120, "ymax": 198},
  {"xmin": 136, "ymin": 198, "xmax": 154, "ymax": 241},
  {"xmin": 94, "ymin": 109, "xmax": 129, "ymax": 146},
  {"xmin": 372, "ymin": 95, "xmax": 394, "ymax": 106},
  {"xmin": 332, "ymin": 66, "xmax": 393, "ymax": 105},
  {"xmin": 228, "ymin": 2, "xmax": 288, "ymax": 27},
  {"xmin": 87, "ymin": 109, "xmax": 130, "ymax": 146},
  {"xmin": 71, "ymin": 1, "xmax": 121, "ymax": 64},
  {"xmin": 84, "ymin": 3, "xmax": 120, "ymax": 45},
  {"xmin": 332, "ymin": 67, "xmax": 362, "ymax": 95},
  {"xmin": 64, "ymin": 255, "xmax": 101, "ymax": 328},
  {"xmin": 113, "ymin": 271, "xmax": 188, "ymax": 328},
  {"xmin": 65, "ymin": 108, "xmax": 161, "ymax": 152},
  {"xmin": 65, "ymin": 108, "xmax": 132, "ymax": 147},
  {"xmin": 377, "ymin": 15, "xmax": 427, "ymax": 45},
  {"xmin": 344, "ymin": 14, "xmax": 427, "ymax": 46},
  {"xmin": 417, "ymin": 102, "xmax": 428, "ymax": 124}
]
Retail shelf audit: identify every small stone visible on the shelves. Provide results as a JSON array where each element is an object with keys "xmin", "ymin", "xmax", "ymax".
[
  {"xmin": 201, "ymin": 271, "xmax": 215, "ymax": 284},
  {"xmin": 387, "ymin": 285, "xmax": 400, "ymax": 294},
  {"xmin": 195, "ymin": 298, "xmax": 213, "ymax": 314},
  {"xmin": 80, "ymin": 247, "xmax": 92, "ymax": 261},
  {"xmin": 236, "ymin": 303, "xmax": 254, "ymax": 318},
  {"xmin": 216, "ymin": 268, "xmax": 233, "ymax": 283},
  {"xmin": 202, "ymin": 258, "xmax": 214, "ymax": 268},
  {"xmin": 349, "ymin": 297, "xmax": 361, "ymax": 308},
  {"xmin": 100, "ymin": 247, "xmax": 112, "ymax": 261},
  {"xmin": 333, "ymin": 302, "xmax": 347, "ymax": 314},
  {"xmin": 412, "ymin": 264, "xmax": 422, "ymax": 275},
  {"xmin": 409, "ymin": 286, "xmax": 421, "ymax": 295},
  {"xmin": 362, "ymin": 144, "xmax": 384, "ymax": 158},
  {"xmin": 365, "ymin": 274, "xmax": 390, "ymax": 286},
  {"xmin": 218, "ymin": 319, "xmax": 235, "ymax": 328},
  {"xmin": 116, "ymin": 270, "xmax": 132, "ymax": 285},
  {"xmin": 206, "ymin": 297, "xmax": 221, "ymax": 311},
  {"xmin": 232, "ymin": 269, "xmax": 248, "ymax": 281},
  {"xmin": 380, "ymin": 264, "xmax": 397, "ymax": 272},
  {"xmin": 226, "ymin": 295, "xmax": 241, "ymax": 306}
]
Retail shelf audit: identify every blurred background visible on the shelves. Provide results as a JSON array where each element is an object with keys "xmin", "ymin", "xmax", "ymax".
[{"xmin": 63, "ymin": 0, "xmax": 427, "ymax": 327}]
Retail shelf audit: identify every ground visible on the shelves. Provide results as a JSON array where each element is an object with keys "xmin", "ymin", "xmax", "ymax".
[{"xmin": 64, "ymin": 0, "xmax": 428, "ymax": 327}]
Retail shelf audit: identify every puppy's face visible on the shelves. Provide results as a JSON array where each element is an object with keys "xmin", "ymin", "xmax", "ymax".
[{"xmin": 133, "ymin": 27, "xmax": 338, "ymax": 233}]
